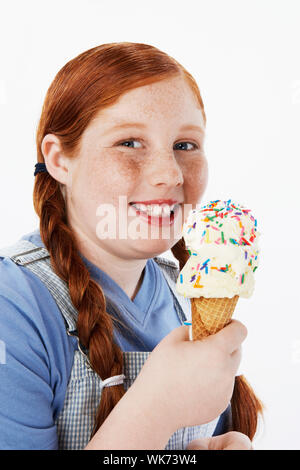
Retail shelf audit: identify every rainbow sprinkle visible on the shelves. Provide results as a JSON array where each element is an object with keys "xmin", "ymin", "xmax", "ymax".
[{"xmin": 184, "ymin": 199, "xmax": 259, "ymax": 291}]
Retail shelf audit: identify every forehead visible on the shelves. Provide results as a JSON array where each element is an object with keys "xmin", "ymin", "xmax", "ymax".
[{"xmin": 93, "ymin": 76, "xmax": 205, "ymax": 129}]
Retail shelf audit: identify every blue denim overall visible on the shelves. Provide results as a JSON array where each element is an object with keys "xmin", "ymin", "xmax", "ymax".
[{"xmin": 0, "ymin": 239, "xmax": 219, "ymax": 449}]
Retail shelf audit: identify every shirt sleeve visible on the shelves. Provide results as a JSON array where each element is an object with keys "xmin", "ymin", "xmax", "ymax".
[{"xmin": 0, "ymin": 291, "xmax": 59, "ymax": 449}]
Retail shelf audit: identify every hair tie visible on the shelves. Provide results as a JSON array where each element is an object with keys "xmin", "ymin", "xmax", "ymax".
[
  {"xmin": 101, "ymin": 374, "xmax": 125, "ymax": 389},
  {"xmin": 34, "ymin": 162, "xmax": 48, "ymax": 176}
]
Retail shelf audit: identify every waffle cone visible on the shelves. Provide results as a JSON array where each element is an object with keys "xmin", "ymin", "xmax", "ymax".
[{"xmin": 191, "ymin": 295, "xmax": 239, "ymax": 340}]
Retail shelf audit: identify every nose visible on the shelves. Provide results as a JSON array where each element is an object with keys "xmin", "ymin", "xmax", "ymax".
[{"xmin": 146, "ymin": 150, "xmax": 184, "ymax": 188}]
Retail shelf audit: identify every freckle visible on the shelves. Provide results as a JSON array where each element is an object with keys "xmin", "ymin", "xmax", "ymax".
[
  {"xmin": 116, "ymin": 155, "xmax": 142, "ymax": 177},
  {"xmin": 98, "ymin": 150, "xmax": 142, "ymax": 192}
]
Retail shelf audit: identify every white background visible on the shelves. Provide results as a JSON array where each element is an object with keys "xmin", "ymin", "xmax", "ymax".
[{"xmin": 1, "ymin": 0, "xmax": 300, "ymax": 450}]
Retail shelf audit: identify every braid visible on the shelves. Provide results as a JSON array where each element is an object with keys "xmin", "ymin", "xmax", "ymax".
[
  {"xmin": 33, "ymin": 172, "xmax": 125, "ymax": 437},
  {"xmin": 170, "ymin": 237, "xmax": 190, "ymax": 271}
]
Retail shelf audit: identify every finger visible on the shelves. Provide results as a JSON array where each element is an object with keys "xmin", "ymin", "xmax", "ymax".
[
  {"xmin": 186, "ymin": 437, "xmax": 210, "ymax": 450},
  {"xmin": 186, "ymin": 432, "xmax": 252, "ymax": 450},
  {"xmin": 212, "ymin": 432, "xmax": 252, "ymax": 450},
  {"xmin": 212, "ymin": 320, "xmax": 248, "ymax": 354}
]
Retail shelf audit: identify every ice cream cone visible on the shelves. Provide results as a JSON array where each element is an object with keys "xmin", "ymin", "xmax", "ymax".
[
  {"xmin": 191, "ymin": 295, "xmax": 239, "ymax": 340},
  {"xmin": 175, "ymin": 200, "xmax": 262, "ymax": 439}
]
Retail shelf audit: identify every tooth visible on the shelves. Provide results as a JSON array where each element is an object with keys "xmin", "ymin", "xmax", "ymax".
[
  {"xmin": 139, "ymin": 204, "xmax": 147, "ymax": 212},
  {"xmin": 162, "ymin": 205, "xmax": 170, "ymax": 215},
  {"xmin": 148, "ymin": 205, "xmax": 156, "ymax": 215},
  {"xmin": 153, "ymin": 205, "xmax": 162, "ymax": 216},
  {"xmin": 133, "ymin": 204, "xmax": 146, "ymax": 212}
]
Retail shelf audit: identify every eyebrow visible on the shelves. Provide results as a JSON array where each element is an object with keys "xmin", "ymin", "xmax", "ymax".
[{"xmin": 103, "ymin": 122, "xmax": 205, "ymax": 134}]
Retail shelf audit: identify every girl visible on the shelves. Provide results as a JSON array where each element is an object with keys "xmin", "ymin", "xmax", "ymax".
[{"xmin": 0, "ymin": 42, "xmax": 260, "ymax": 450}]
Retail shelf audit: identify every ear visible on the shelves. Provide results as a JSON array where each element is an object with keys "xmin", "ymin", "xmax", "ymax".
[{"xmin": 41, "ymin": 134, "xmax": 70, "ymax": 185}]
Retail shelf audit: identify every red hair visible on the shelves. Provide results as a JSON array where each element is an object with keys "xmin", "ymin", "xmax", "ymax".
[{"xmin": 33, "ymin": 42, "xmax": 262, "ymax": 441}]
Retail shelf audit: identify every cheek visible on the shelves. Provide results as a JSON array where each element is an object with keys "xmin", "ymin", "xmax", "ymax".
[
  {"xmin": 182, "ymin": 155, "xmax": 208, "ymax": 202},
  {"xmin": 80, "ymin": 150, "xmax": 143, "ymax": 201},
  {"xmin": 112, "ymin": 151, "xmax": 143, "ymax": 186}
]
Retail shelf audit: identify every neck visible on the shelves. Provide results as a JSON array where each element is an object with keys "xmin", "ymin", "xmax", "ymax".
[{"xmin": 72, "ymin": 226, "xmax": 147, "ymax": 301}]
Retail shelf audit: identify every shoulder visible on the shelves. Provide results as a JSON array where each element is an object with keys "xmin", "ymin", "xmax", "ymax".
[
  {"xmin": 0, "ymin": 254, "xmax": 49, "ymax": 322},
  {"xmin": 0, "ymin": 255, "xmax": 36, "ymax": 311},
  {"xmin": 0, "ymin": 255, "xmax": 75, "ymax": 368}
]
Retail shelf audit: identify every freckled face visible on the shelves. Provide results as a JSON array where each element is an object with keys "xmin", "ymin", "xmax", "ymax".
[{"xmin": 65, "ymin": 75, "xmax": 208, "ymax": 259}]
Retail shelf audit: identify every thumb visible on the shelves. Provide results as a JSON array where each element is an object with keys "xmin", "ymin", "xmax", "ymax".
[{"xmin": 163, "ymin": 324, "xmax": 190, "ymax": 343}]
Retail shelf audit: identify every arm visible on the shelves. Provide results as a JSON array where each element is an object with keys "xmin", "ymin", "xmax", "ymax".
[
  {"xmin": 86, "ymin": 321, "xmax": 247, "ymax": 450},
  {"xmin": 85, "ymin": 383, "xmax": 173, "ymax": 450},
  {"xmin": 0, "ymin": 294, "xmax": 59, "ymax": 449}
]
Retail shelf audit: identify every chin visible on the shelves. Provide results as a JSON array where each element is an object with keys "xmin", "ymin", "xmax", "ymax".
[{"xmin": 130, "ymin": 237, "xmax": 176, "ymax": 258}]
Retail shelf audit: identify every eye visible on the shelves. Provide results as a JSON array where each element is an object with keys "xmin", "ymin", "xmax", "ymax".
[
  {"xmin": 117, "ymin": 139, "xmax": 143, "ymax": 149},
  {"xmin": 175, "ymin": 141, "xmax": 199, "ymax": 151}
]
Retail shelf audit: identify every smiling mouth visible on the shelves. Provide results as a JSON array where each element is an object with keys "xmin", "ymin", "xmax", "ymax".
[
  {"xmin": 129, "ymin": 202, "xmax": 180, "ymax": 217},
  {"xmin": 128, "ymin": 202, "xmax": 182, "ymax": 227}
]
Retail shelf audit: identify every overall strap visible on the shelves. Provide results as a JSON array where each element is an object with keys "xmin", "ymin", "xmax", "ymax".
[
  {"xmin": 153, "ymin": 256, "xmax": 191, "ymax": 323},
  {"xmin": 0, "ymin": 239, "xmax": 49, "ymax": 262}
]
